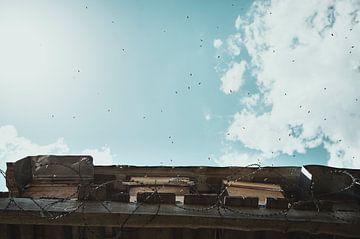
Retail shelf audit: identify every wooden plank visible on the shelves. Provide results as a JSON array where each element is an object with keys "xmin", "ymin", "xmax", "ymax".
[
  {"xmin": 127, "ymin": 177, "xmax": 193, "ymax": 186},
  {"xmin": 226, "ymin": 187, "xmax": 284, "ymax": 205},
  {"xmin": 129, "ymin": 186, "xmax": 189, "ymax": 196},
  {"xmin": 224, "ymin": 181, "xmax": 283, "ymax": 191},
  {"xmin": 225, "ymin": 181, "xmax": 284, "ymax": 205}
]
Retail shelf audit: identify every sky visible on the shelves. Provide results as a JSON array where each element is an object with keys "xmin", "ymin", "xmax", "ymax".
[{"xmin": 0, "ymin": 0, "xmax": 360, "ymax": 189}]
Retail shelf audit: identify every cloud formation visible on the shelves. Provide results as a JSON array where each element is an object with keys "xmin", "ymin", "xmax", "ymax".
[
  {"xmin": 82, "ymin": 147, "xmax": 113, "ymax": 165},
  {"xmin": 227, "ymin": 33, "xmax": 242, "ymax": 56},
  {"xmin": 220, "ymin": 61, "xmax": 247, "ymax": 94},
  {"xmin": 240, "ymin": 94, "xmax": 260, "ymax": 108},
  {"xmin": 215, "ymin": 150, "xmax": 262, "ymax": 167},
  {"xmin": 235, "ymin": 15, "xmax": 242, "ymax": 30},
  {"xmin": 213, "ymin": 39, "xmax": 223, "ymax": 49},
  {"xmin": 217, "ymin": 0, "xmax": 360, "ymax": 168},
  {"xmin": 0, "ymin": 125, "xmax": 114, "ymax": 168},
  {"xmin": 0, "ymin": 125, "xmax": 69, "ymax": 164}
]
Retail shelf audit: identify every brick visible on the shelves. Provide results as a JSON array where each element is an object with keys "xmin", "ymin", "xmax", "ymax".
[
  {"xmin": 137, "ymin": 192, "xmax": 175, "ymax": 204},
  {"xmin": 225, "ymin": 196, "xmax": 259, "ymax": 208},
  {"xmin": 266, "ymin": 198, "xmax": 289, "ymax": 209},
  {"xmin": 184, "ymin": 194, "xmax": 219, "ymax": 205}
]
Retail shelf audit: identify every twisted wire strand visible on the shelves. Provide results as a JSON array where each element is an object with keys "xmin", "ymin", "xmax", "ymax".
[{"xmin": 0, "ymin": 161, "xmax": 359, "ymax": 238}]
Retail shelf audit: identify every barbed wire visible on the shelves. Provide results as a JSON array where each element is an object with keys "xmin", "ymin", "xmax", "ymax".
[{"xmin": 0, "ymin": 161, "xmax": 359, "ymax": 239}]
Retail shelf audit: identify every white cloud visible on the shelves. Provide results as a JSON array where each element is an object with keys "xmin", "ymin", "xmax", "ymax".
[
  {"xmin": 220, "ymin": 61, "xmax": 247, "ymax": 94},
  {"xmin": 235, "ymin": 15, "xmax": 242, "ymax": 30},
  {"xmin": 82, "ymin": 147, "xmax": 114, "ymax": 165},
  {"xmin": 219, "ymin": 0, "xmax": 360, "ymax": 168},
  {"xmin": 215, "ymin": 150, "xmax": 263, "ymax": 167},
  {"xmin": 213, "ymin": 39, "xmax": 223, "ymax": 49},
  {"xmin": 0, "ymin": 125, "xmax": 114, "ymax": 189},
  {"xmin": 226, "ymin": 112, "xmax": 311, "ymax": 157},
  {"xmin": 0, "ymin": 125, "xmax": 114, "ymax": 165},
  {"xmin": 240, "ymin": 94, "xmax": 260, "ymax": 108},
  {"xmin": 227, "ymin": 33, "xmax": 242, "ymax": 56},
  {"xmin": 0, "ymin": 125, "xmax": 69, "ymax": 163}
]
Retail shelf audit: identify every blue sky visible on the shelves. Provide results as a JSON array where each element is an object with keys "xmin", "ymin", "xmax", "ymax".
[
  {"xmin": 0, "ymin": 0, "xmax": 253, "ymax": 166},
  {"xmin": 1, "ymin": 0, "xmax": 360, "ymax": 187}
]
